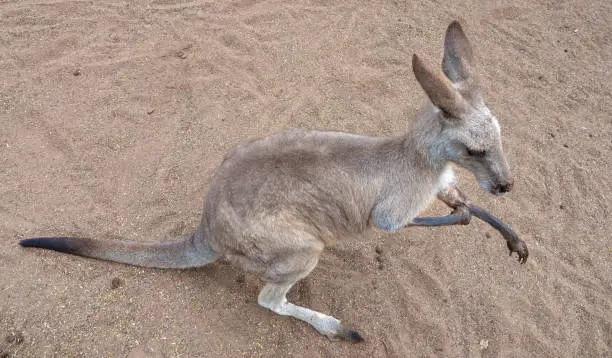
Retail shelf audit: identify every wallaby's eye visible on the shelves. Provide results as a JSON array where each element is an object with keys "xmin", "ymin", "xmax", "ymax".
[{"xmin": 466, "ymin": 148, "xmax": 487, "ymax": 157}]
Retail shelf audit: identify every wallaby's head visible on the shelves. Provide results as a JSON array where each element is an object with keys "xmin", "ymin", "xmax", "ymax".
[{"xmin": 413, "ymin": 21, "xmax": 513, "ymax": 195}]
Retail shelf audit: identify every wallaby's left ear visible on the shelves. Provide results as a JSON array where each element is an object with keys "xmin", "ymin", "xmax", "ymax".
[
  {"xmin": 442, "ymin": 21, "xmax": 474, "ymax": 83},
  {"xmin": 412, "ymin": 54, "xmax": 471, "ymax": 117}
]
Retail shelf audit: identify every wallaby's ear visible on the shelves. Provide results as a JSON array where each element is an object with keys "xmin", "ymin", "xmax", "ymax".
[
  {"xmin": 442, "ymin": 21, "xmax": 473, "ymax": 83},
  {"xmin": 413, "ymin": 54, "xmax": 470, "ymax": 117}
]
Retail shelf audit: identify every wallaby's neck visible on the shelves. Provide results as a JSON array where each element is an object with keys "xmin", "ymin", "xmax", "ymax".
[{"xmin": 402, "ymin": 104, "xmax": 447, "ymax": 171}]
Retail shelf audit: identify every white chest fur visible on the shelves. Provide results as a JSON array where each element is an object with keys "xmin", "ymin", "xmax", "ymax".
[{"xmin": 437, "ymin": 164, "xmax": 457, "ymax": 192}]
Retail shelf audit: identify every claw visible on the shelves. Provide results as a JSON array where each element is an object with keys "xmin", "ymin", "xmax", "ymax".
[
  {"xmin": 436, "ymin": 187, "xmax": 530, "ymax": 266},
  {"xmin": 468, "ymin": 204, "xmax": 528, "ymax": 265},
  {"xmin": 507, "ymin": 239, "xmax": 529, "ymax": 264}
]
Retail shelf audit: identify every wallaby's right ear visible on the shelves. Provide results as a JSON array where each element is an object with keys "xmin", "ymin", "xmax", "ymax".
[
  {"xmin": 442, "ymin": 21, "xmax": 474, "ymax": 83},
  {"xmin": 412, "ymin": 54, "xmax": 470, "ymax": 117}
]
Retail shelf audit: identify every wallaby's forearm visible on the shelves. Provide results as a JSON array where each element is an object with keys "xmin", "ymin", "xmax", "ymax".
[
  {"xmin": 411, "ymin": 206, "xmax": 471, "ymax": 226},
  {"xmin": 466, "ymin": 203, "xmax": 528, "ymax": 264},
  {"xmin": 410, "ymin": 185, "xmax": 528, "ymax": 264}
]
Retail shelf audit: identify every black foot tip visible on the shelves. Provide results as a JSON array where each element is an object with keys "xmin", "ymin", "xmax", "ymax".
[
  {"xmin": 337, "ymin": 328, "xmax": 364, "ymax": 343},
  {"xmin": 348, "ymin": 330, "xmax": 364, "ymax": 343}
]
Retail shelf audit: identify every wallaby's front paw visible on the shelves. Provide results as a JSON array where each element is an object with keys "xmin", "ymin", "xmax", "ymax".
[
  {"xmin": 438, "ymin": 185, "xmax": 471, "ymax": 209},
  {"xmin": 451, "ymin": 206, "xmax": 471, "ymax": 225},
  {"xmin": 507, "ymin": 239, "xmax": 529, "ymax": 264}
]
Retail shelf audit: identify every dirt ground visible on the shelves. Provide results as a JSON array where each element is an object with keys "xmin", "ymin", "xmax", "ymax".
[{"xmin": 1, "ymin": 0, "xmax": 610, "ymax": 357}]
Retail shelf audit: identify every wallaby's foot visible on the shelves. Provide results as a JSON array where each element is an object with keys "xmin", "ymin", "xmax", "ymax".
[
  {"xmin": 507, "ymin": 238, "xmax": 529, "ymax": 264},
  {"xmin": 258, "ymin": 282, "xmax": 364, "ymax": 343},
  {"xmin": 312, "ymin": 315, "xmax": 363, "ymax": 343},
  {"xmin": 303, "ymin": 315, "xmax": 363, "ymax": 342},
  {"xmin": 336, "ymin": 328, "xmax": 364, "ymax": 343}
]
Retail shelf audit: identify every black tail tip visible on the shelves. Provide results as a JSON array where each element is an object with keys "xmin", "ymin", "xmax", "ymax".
[
  {"xmin": 19, "ymin": 238, "xmax": 43, "ymax": 247},
  {"xmin": 18, "ymin": 237, "xmax": 82, "ymax": 253}
]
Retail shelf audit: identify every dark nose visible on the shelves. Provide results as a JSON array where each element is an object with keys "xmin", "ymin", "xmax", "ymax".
[{"xmin": 495, "ymin": 179, "xmax": 514, "ymax": 194}]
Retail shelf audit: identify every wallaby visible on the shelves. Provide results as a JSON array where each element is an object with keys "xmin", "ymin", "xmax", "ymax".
[{"xmin": 20, "ymin": 21, "xmax": 528, "ymax": 342}]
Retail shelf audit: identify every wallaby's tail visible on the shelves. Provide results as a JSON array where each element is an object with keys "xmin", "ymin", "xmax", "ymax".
[{"xmin": 18, "ymin": 225, "xmax": 217, "ymax": 269}]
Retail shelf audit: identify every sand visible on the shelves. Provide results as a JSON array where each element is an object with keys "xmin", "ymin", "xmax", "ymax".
[{"xmin": 0, "ymin": 0, "xmax": 610, "ymax": 357}]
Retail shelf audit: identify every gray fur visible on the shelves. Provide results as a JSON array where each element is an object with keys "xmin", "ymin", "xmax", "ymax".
[{"xmin": 21, "ymin": 21, "xmax": 513, "ymax": 341}]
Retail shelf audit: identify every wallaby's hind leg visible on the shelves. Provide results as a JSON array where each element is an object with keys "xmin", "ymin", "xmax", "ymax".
[
  {"xmin": 256, "ymin": 246, "xmax": 363, "ymax": 342},
  {"xmin": 258, "ymin": 281, "xmax": 363, "ymax": 342}
]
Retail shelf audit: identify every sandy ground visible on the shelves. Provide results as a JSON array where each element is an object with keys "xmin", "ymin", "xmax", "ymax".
[{"xmin": 1, "ymin": 0, "xmax": 611, "ymax": 357}]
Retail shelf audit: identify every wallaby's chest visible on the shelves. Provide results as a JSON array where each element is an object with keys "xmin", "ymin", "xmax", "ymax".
[{"xmin": 370, "ymin": 165, "xmax": 455, "ymax": 232}]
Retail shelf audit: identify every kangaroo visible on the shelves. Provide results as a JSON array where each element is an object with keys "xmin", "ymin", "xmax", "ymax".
[{"xmin": 19, "ymin": 21, "xmax": 527, "ymax": 342}]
